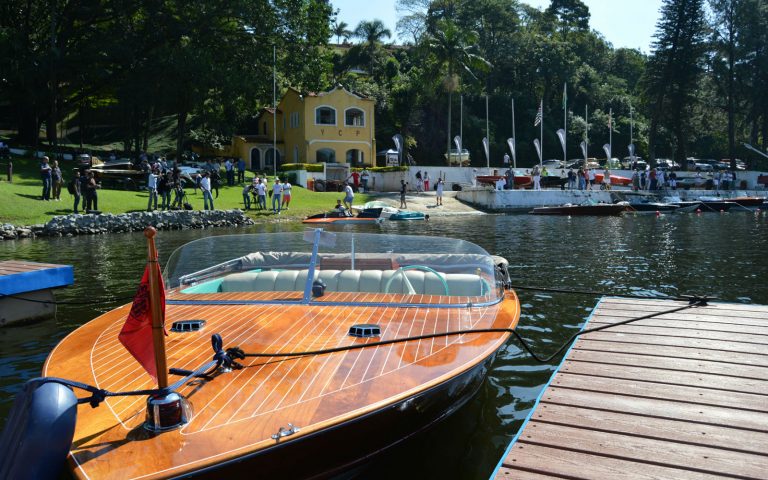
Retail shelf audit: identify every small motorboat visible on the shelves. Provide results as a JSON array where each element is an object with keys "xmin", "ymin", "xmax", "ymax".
[
  {"xmin": 389, "ymin": 210, "xmax": 426, "ymax": 221},
  {"xmin": 2, "ymin": 230, "xmax": 520, "ymax": 479},
  {"xmin": 624, "ymin": 202, "xmax": 680, "ymax": 214},
  {"xmin": 728, "ymin": 196, "xmax": 766, "ymax": 208},
  {"xmin": 529, "ymin": 203, "xmax": 626, "ymax": 216},
  {"xmin": 302, "ymin": 207, "xmax": 384, "ymax": 225},
  {"xmin": 360, "ymin": 201, "xmax": 426, "ymax": 221},
  {"xmin": 594, "ymin": 173, "xmax": 632, "ymax": 186},
  {"xmin": 662, "ymin": 197, "xmax": 703, "ymax": 213},
  {"xmin": 698, "ymin": 197, "xmax": 735, "ymax": 212},
  {"xmin": 476, "ymin": 174, "xmax": 531, "ymax": 188}
]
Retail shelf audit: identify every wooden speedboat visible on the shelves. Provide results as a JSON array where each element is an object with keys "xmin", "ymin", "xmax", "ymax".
[
  {"xmin": 624, "ymin": 202, "xmax": 680, "ymax": 214},
  {"xmin": 302, "ymin": 208, "xmax": 384, "ymax": 225},
  {"xmin": 530, "ymin": 203, "xmax": 626, "ymax": 215},
  {"xmin": 698, "ymin": 197, "xmax": 735, "ymax": 212},
  {"xmin": 10, "ymin": 230, "xmax": 519, "ymax": 479},
  {"xmin": 728, "ymin": 196, "xmax": 766, "ymax": 207}
]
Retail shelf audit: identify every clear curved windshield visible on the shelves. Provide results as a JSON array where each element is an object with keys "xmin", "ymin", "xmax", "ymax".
[{"xmin": 163, "ymin": 230, "xmax": 503, "ymax": 306}]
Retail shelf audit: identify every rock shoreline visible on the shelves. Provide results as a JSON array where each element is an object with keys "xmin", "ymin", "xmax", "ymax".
[{"xmin": 1, "ymin": 210, "xmax": 255, "ymax": 240}]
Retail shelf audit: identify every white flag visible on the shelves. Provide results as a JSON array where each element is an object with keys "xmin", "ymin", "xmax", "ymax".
[
  {"xmin": 507, "ymin": 137, "xmax": 516, "ymax": 162},
  {"xmin": 453, "ymin": 135, "xmax": 462, "ymax": 153},
  {"xmin": 580, "ymin": 141, "xmax": 587, "ymax": 161},
  {"xmin": 392, "ymin": 134, "xmax": 403, "ymax": 153},
  {"xmin": 482, "ymin": 137, "xmax": 490, "ymax": 163},
  {"xmin": 533, "ymin": 139, "xmax": 542, "ymax": 162},
  {"xmin": 556, "ymin": 129, "xmax": 566, "ymax": 155},
  {"xmin": 603, "ymin": 144, "xmax": 611, "ymax": 160}
]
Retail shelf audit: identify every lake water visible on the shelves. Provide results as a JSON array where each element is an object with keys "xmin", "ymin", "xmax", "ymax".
[{"xmin": 1, "ymin": 211, "xmax": 766, "ymax": 479}]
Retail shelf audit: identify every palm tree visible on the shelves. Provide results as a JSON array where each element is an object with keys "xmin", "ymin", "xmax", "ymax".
[
  {"xmin": 426, "ymin": 19, "xmax": 490, "ymax": 166},
  {"xmin": 353, "ymin": 19, "xmax": 392, "ymax": 75},
  {"xmin": 332, "ymin": 21, "xmax": 352, "ymax": 44}
]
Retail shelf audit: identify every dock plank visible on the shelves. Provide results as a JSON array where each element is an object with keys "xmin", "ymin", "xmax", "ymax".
[
  {"xmin": 518, "ymin": 423, "xmax": 768, "ymax": 477},
  {"xmin": 496, "ymin": 298, "xmax": 768, "ymax": 479}
]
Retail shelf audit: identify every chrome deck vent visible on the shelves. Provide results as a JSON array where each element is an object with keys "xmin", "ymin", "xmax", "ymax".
[
  {"xmin": 348, "ymin": 324, "xmax": 381, "ymax": 338},
  {"xmin": 170, "ymin": 320, "xmax": 206, "ymax": 333}
]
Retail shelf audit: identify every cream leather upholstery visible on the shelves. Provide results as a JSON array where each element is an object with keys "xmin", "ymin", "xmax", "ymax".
[{"xmin": 218, "ymin": 269, "xmax": 486, "ymax": 297}]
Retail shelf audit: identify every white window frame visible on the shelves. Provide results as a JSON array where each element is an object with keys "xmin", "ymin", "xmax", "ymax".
[
  {"xmin": 314, "ymin": 105, "xmax": 337, "ymax": 126},
  {"xmin": 344, "ymin": 107, "xmax": 365, "ymax": 127}
]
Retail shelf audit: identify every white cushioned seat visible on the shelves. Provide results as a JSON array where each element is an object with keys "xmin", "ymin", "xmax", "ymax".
[{"xmin": 218, "ymin": 269, "xmax": 485, "ymax": 297}]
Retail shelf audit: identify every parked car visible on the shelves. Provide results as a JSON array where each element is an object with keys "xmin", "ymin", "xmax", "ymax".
[
  {"xmin": 700, "ymin": 159, "xmax": 729, "ymax": 170},
  {"xmin": 655, "ymin": 158, "xmax": 680, "ymax": 171},
  {"xmin": 566, "ymin": 158, "xmax": 600, "ymax": 170},
  {"xmin": 542, "ymin": 159, "xmax": 565, "ymax": 169},
  {"xmin": 622, "ymin": 156, "xmax": 646, "ymax": 169},
  {"xmin": 686, "ymin": 158, "xmax": 713, "ymax": 172},
  {"xmin": 720, "ymin": 159, "xmax": 747, "ymax": 170}
]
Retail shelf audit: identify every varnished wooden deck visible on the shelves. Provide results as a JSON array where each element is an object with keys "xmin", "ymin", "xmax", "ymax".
[{"xmin": 495, "ymin": 297, "xmax": 768, "ymax": 479}]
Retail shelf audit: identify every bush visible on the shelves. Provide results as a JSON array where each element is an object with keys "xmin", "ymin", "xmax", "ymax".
[
  {"xmin": 281, "ymin": 163, "xmax": 324, "ymax": 172},
  {"xmin": 351, "ymin": 166, "xmax": 409, "ymax": 173}
]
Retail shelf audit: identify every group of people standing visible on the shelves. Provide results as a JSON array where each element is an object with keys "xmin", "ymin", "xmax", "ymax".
[
  {"xmin": 630, "ymin": 167, "xmax": 679, "ymax": 191},
  {"xmin": 242, "ymin": 176, "xmax": 292, "ymax": 214},
  {"xmin": 146, "ymin": 168, "xmax": 188, "ymax": 211}
]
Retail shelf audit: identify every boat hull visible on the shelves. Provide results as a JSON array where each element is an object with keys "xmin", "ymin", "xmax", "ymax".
[
  {"xmin": 302, "ymin": 217, "xmax": 382, "ymax": 225},
  {"xmin": 530, "ymin": 204, "xmax": 626, "ymax": 216},
  {"xmin": 184, "ymin": 351, "xmax": 496, "ymax": 479}
]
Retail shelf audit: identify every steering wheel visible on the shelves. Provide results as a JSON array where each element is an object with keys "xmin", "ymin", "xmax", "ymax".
[{"xmin": 383, "ymin": 265, "xmax": 450, "ymax": 296}]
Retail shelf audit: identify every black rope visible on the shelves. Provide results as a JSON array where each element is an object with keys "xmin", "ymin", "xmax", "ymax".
[
  {"xmin": 0, "ymin": 292, "xmax": 135, "ymax": 305},
  {"xmin": 29, "ymin": 333, "xmax": 245, "ymax": 408},
  {"xmin": 227, "ymin": 299, "xmax": 706, "ymax": 364},
  {"xmin": 506, "ymin": 284, "xmax": 688, "ymax": 301}
]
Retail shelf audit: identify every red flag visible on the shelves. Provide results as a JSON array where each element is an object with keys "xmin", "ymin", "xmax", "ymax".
[{"xmin": 118, "ymin": 263, "xmax": 165, "ymax": 382}]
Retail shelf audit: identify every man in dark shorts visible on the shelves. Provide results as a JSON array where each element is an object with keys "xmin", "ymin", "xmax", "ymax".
[{"xmin": 399, "ymin": 179, "xmax": 408, "ymax": 209}]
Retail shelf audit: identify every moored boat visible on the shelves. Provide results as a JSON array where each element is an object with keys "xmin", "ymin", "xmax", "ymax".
[
  {"xmin": 698, "ymin": 197, "xmax": 735, "ymax": 212},
  {"xmin": 624, "ymin": 202, "xmax": 680, "ymax": 214},
  {"xmin": 302, "ymin": 207, "xmax": 384, "ymax": 225},
  {"xmin": 360, "ymin": 201, "xmax": 425, "ymax": 220},
  {"xmin": 529, "ymin": 203, "xmax": 626, "ymax": 216},
  {"xmin": 3, "ymin": 230, "xmax": 519, "ymax": 479},
  {"xmin": 727, "ymin": 196, "xmax": 766, "ymax": 207}
]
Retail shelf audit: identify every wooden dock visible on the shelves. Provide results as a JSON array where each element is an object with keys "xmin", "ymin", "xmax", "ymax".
[
  {"xmin": 494, "ymin": 297, "xmax": 768, "ymax": 479},
  {"xmin": 0, "ymin": 260, "xmax": 73, "ymax": 326}
]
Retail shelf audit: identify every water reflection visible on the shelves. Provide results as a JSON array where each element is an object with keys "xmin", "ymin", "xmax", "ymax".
[{"xmin": 0, "ymin": 211, "xmax": 766, "ymax": 478}]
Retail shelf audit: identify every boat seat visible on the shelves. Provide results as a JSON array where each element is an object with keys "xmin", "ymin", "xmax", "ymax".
[{"xmin": 218, "ymin": 269, "xmax": 486, "ymax": 297}]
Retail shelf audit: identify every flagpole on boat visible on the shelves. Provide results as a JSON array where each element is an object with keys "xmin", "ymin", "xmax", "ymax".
[
  {"xmin": 144, "ymin": 227, "xmax": 168, "ymax": 389},
  {"xmin": 563, "ymin": 83, "xmax": 567, "ymax": 170}
]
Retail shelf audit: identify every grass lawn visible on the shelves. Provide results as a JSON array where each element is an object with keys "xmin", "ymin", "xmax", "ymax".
[{"xmin": 0, "ymin": 156, "xmax": 372, "ymax": 225}]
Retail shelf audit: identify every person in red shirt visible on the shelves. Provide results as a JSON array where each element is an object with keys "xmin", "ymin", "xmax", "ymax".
[{"xmin": 347, "ymin": 171, "xmax": 360, "ymax": 190}]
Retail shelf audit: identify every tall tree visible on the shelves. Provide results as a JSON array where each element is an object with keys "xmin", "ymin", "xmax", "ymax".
[
  {"xmin": 425, "ymin": 18, "xmax": 490, "ymax": 164},
  {"xmin": 353, "ymin": 19, "xmax": 393, "ymax": 75},
  {"xmin": 709, "ymin": 0, "xmax": 739, "ymax": 168},
  {"xmin": 545, "ymin": 0, "xmax": 591, "ymax": 40},
  {"xmin": 332, "ymin": 21, "xmax": 352, "ymax": 44},
  {"xmin": 641, "ymin": 0, "xmax": 707, "ymax": 167}
]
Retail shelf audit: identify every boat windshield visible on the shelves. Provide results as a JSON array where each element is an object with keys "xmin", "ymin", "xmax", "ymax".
[{"xmin": 163, "ymin": 230, "xmax": 503, "ymax": 307}]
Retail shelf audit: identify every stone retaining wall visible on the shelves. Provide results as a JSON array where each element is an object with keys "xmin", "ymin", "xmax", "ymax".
[{"xmin": 1, "ymin": 210, "xmax": 254, "ymax": 240}]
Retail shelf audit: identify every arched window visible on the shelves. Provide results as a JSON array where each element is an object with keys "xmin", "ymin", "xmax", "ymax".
[
  {"xmin": 265, "ymin": 148, "xmax": 281, "ymax": 168},
  {"xmin": 345, "ymin": 108, "xmax": 365, "ymax": 127},
  {"xmin": 346, "ymin": 149, "xmax": 364, "ymax": 165},
  {"xmin": 250, "ymin": 148, "xmax": 261, "ymax": 170},
  {"xmin": 315, "ymin": 106, "xmax": 336, "ymax": 125},
  {"xmin": 316, "ymin": 148, "xmax": 336, "ymax": 163}
]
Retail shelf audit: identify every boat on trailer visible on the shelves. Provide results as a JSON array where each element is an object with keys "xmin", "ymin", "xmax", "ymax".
[{"xmin": 2, "ymin": 230, "xmax": 519, "ymax": 479}]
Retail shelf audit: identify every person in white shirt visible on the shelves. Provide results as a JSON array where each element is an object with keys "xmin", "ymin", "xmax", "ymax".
[
  {"xmin": 588, "ymin": 168, "xmax": 596, "ymax": 190},
  {"xmin": 656, "ymin": 169, "xmax": 665, "ymax": 190},
  {"xmin": 201, "ymin": 172, "xmax": 214, "ymax": 210},
  {"xmin": 532, "ymin": 165, "xmax": 541, "ymax": 190},
  {"xmin": 281, "ymin": 182, "xmax": 292, "ymax": 210},
  {"xmin": 271, "ymin": 178, "xmax": 283, "ymax": 213},
  {"xmin": 225, "ymin": 158, "xmax": 234, "ymax": 186},
  {"xmin": 343, "ymin": 182, "xmax": 354, "ymax": 210},
  {"xmin": 256, "ymin": 180, "xmax": 267, "ymax": 210},
  {"xmin": 147, "ymin": 169, "xmax": 159, "ymax": 211}
]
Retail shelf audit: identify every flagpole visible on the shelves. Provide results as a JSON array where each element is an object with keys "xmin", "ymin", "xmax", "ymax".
[
  {"xmin": 512, "ymin": 98, "xmax": 516, "ymax": 169},
  {"xmin": 460, "ymin": 95, "xmax": 463, "ymax": 167},
  {"xmin": 144, "ymin": 226, "xmax": 168, "ymax": 389},
  {"xmin": 609, "ymin": 108, "xmax": 613, "ymax": 165},
  {"xmin": 563, "ymin": 83, "xmax": 567, "ymax": 169},
  {"xmin": 273, "ymin": 45, "xmax": 277, "ymax": 177},
  {"xmin": 486, "ymin": 94, "xmax": 490, "ymax": 171},
  {"xmin": 540, "ymin": 99, "xmax": 543, "ymax": 168},
  {"xmin": 585, "ymin": 104, "xmax": 589, "ymax": 160}
]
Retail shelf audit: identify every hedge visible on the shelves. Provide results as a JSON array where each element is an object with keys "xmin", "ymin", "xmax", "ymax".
[{"xmin": 281, "ymin": 163, "xmax": 324, "ymax": 172}]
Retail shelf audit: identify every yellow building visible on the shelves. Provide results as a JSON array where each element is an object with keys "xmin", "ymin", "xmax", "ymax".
[{"xmin": 229, "ymin": 86, "xmax": 376, "ymax": 171}]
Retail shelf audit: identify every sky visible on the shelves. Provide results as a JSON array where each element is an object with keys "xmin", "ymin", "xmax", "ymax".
[{"xmin": 331, "ymin": 0, "xmax": 664, "ymax": 53}]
